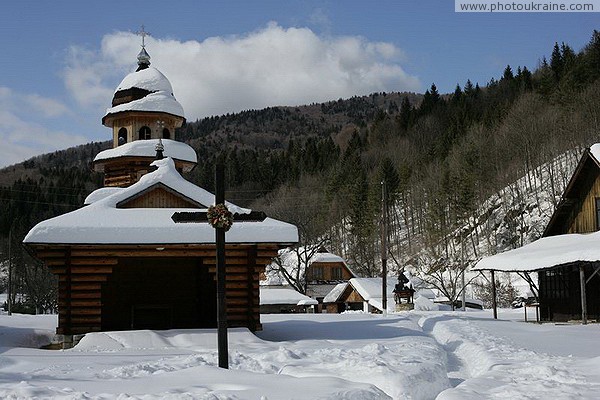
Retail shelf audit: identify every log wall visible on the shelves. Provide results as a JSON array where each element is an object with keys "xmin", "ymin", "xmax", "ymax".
[{"xmin": 32, "ymin": 244, "xmax": 282, "ymax": 335}]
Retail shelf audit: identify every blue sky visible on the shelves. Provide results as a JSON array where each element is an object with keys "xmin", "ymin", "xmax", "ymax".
[{"xmin": 0, "ymin": 1, "xmax": 597, "ymax": 167}]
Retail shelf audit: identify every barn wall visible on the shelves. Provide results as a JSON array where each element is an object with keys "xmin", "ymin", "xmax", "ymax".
[{"xmin": 568, "ymin": 173, "xmax": 600, "ymax": 234}]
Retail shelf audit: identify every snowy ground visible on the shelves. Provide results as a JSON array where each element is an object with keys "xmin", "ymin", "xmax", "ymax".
[{"xmin": 1, "ymin": 309, "xmax": 600, "ymax": 399}]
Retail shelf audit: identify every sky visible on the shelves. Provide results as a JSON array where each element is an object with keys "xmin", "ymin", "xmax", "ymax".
[{"xmin": 0, "ymin": 1, "xmax": 597, "ymax": 168}]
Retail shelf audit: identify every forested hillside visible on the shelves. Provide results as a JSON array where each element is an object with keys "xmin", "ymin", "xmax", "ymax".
[{"xmin": 1, "ymin": 31, "xmax": 600, "ymax": 312}]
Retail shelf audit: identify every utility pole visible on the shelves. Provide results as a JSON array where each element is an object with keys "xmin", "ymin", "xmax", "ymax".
[
  {"xmin": 215, "ymin": 163, "xmax": 229, "ymax": 368},
  {"xmin": 461, "ymin": 239, "xmax": 466, "ymax": 312},
  {"xmin": 7, "ymin": 227, "xmax": 12, "ymax": 316},
  {"xmin": 381, "ymin": 181, "xmax": 388, "ymax": 316}
]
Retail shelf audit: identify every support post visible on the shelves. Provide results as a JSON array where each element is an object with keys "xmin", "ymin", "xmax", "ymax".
[
  {"xmin": 491, "ymin": 270, "xmax": 497, "ymax": 320},
  {"xmin": 580, "ymin": 265, "xmax": 588, "ymax": 325},
  {"xmin": 381, "ymin": 181, "xmax": 388, "ymax": 316},
  {"xmin": 7, "ymin": 228, "xmax": 12, "ymax": 316},
  {"xmin": 215, "ymin": 163, "xmax": 229, "ymax": 368}
]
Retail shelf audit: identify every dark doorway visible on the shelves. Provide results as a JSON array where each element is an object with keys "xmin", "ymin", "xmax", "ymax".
[{"xmin": 101, "ymin": 257, "xmax": 216, "ymax": 331}]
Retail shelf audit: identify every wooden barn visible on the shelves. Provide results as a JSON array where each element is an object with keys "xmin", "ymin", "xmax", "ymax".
[
  {"xmin": 23, "ymin": 46, "xmax": 297, "ymax": 338},
  {"xmin": 475, "ymin": 144, "xmax": 600, "ymax": 323}
]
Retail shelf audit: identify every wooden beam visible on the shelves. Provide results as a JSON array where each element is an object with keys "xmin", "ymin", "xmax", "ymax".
[
  {"xmin": 491, "ymin": 270, "xmax": 497, "ymax": 320},
  {"xmin": 580, "ymin": 265, "xmax": 588, "ymax": 325}
]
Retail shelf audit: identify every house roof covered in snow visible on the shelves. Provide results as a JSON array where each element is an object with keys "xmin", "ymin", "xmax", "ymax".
[
  {"xmin": 473, "ymin": 231, "xmax": 600, "ymax": 272},
  {"xmin": 94, "ymin": 139, "xmax": 197, "ymax": 164},
  {"xmin": 311, "ymin": 252, "xmax": 346, "ymax": 263},
  {"xmin": 259, "ymin": 287, "xmax": 318, "ymax": 306},
  {"xmin": 24, "ymin": 158, "xmax": 298, "ymax": 245},
  {"xmin": 349, "ymin": 278, "xmax": 397, "ymax": 312},
  {"xmin": 323, "ymin": 283, "xmax": 349, "ymax": 303}
]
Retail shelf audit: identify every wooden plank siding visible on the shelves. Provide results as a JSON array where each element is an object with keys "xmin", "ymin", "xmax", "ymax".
[
  {"xmin": 568, "ymin": 174, "xmax": 600, "ymax": 234},
  {"xmin": 308, "ymin": 261, "xmax": 354, "ymax": 281},
  {"xmin": 31, "ymin": 243, "xmax": 283, "ymax": 334},
  {"xmin": 118, "ymin": 186, "xmax": 202, "ymax": 209}
]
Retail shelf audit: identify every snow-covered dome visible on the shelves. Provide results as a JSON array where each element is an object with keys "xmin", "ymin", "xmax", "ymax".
[
  {"xmin": 103, "ymin": 57, "xmax": 185, "ymax": 123},
  {"xmin": 115, "ymin": 67, "xmax": 174, "ymax": 95}
]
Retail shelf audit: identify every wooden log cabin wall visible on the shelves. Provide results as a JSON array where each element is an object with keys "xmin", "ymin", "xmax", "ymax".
[{"xmin": 30, "ymin": 244, "xmax": 280, "ymax": 335}]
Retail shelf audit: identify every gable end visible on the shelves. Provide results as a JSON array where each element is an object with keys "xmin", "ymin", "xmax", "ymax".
[{"xmin": 117, "ymin": 182, "xmax": 206, "ymax": 209}]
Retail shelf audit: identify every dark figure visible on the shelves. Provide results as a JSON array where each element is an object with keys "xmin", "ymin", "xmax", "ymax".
[{"xmin": 393, "ymin": 272, "xmax": 415, "ymax": 304}]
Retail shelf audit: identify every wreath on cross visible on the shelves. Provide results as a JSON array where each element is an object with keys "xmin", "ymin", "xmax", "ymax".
[{"xmin": 207, "ymin": 203, "xmax": 234, "ymax": 231}]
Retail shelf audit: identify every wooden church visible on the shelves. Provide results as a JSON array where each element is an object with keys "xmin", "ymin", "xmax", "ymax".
[{"xmin": 23, "ymin": 43, "xmax": 297, "ymax": 337}]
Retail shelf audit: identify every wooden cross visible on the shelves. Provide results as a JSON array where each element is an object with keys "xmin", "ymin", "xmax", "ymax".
[{"xmin": 136, "ymin": 25, "xmax": 151, "ymax": 48}]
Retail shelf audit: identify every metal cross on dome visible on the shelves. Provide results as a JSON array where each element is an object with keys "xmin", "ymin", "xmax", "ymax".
[{"xmin": 136, "ymin": 25, "xmax": 151, "ymax": 48}]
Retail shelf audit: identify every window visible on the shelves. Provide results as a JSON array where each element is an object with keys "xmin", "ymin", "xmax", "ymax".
[
  {"xmin": 139, "ymin": 126, "xmax": 151, "ymax": 140},
  {"xmin": 331, "ymin": 266, "xmax": 343, "ymax": 280},
  {"xmin": 311, "ymin": 266, "xmax": 324, "ymax": 280},
  {"xmin": 596, "ymin": 198, "xmax": 600, "ymax": 230},
  {"xmin": 118, "ymin": 128, "xmax": 127, "ymax": 145},
  {"xmin": 162, "ymin": 128, "xmax": 171, "ymax": 139}
]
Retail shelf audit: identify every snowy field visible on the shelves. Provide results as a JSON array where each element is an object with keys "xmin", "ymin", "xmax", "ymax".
[{"xmin": 1, "ymin": 310, "xmax": 600, "ymax": 399}]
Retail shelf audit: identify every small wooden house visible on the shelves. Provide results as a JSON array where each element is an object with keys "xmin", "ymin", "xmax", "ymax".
[
  {"xmin": 23, "ymin": 47, "xmax": 297, "ymax": 337},
  {"xmin": 305, "ymin": 248, "xmax": 355, "ymax": 301},
  {"xmin": 323, "ymin": 278, "xmax": 396, "ymax": 313}
]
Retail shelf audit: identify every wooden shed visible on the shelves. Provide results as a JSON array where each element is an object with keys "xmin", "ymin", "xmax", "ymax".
[
  {"xmin": 475, "ymin": 144, "xmax": 600, "ymax": 322},
  {"xmin": 24, "ymin": 158, "xmax": 297, "ymax": 336}
]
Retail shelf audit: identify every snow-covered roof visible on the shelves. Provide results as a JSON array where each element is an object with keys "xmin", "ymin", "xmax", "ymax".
[
  {"xmin": 104, "ymin": 91, "xmax": 184, "ymax": 119},
  {"xmin": 311, "ymin": 252, "xmax": 345, "ymax": 263},
  {"xmin": 94, "ymin": 139, "xmax": 197, "ymax": 164},
  {"xmin": 589, "ymin": 143, "xmax": 600, "ymax": 165},
  {"xmin": 473, "ymin": 231, "xmax": 600, "ymax": 272},
  {"xmin": 116, "ymin": 67, "xmax": 174, "ymax": 94},
  {"xmin": 24, "ymin": 158, "xmax": 298, "ymax": 245},
  {"xmin": 103, "ymin": 67, "xmax": 184, "ymax": 120},
  {"xmin": 349, "ymin": 278, "xmax": 397, "ymax": 312},
  {"xmin": 323, "ymin": 283, "xmax": 348, "ymax": 303},
  {"xmin": 84, "ymin": 187, "xmax": 124, "ymax": 205},
  {"xmin": 259, "ymin": 287, "xmax": 317, "ymax": 306}
]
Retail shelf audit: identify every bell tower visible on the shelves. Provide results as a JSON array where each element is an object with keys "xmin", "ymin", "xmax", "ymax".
[{"xmin": 93, "ymin": 27, "xmax": 196, "ymax": 187}]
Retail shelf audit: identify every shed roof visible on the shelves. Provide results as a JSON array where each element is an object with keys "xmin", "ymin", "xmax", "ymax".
[
  {"xmin": 259, "ymin": 287, "xmax": 318, "ymax": 306},
  {"xmin": 473, "ymin": 231, "xmax": 600, "ymax": 272},
  {"xmin": 24, "ymin": 158, "xmax": 298, "ymax": 245}
]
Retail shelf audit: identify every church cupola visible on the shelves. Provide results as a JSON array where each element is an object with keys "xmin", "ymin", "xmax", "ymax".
[
  {"xmin": 93, "ymin": 28, "xmax": 196, "ymax": 188},
  {"xmin": 137, "ymin": 47, "xmax": 151, "ymax": 71}
]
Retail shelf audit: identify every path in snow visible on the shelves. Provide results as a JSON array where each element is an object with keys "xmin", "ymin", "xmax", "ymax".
[{"xmin": 418, "ymin": 312, "xmax": 600, "ymax": 399}]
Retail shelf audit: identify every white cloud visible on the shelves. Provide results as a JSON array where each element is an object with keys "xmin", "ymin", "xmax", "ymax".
[
  {"xmin": 63, "ymin": 46, "xmax": 116, "ymax": 109},
  {"xmin": 64, "ymin": 23, "xmax": 420, "ymax": 120},
  {"xmin": 25, "ymin": 94, "xmax": 69, "ymax": 117},
  {"xmin": 0, "ymin": 89, "xmax": 88, "ymax": 168}
]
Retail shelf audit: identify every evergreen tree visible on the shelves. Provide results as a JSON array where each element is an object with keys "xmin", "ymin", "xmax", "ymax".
[
  {"xmin": 397, "ymin": 96, "xmax": 413, "ymax": 132},
  {"xmin": 550, "ymin": 42, "xmax": 563, "ymax": 81},
  {"xmin": 502, "ymin": 65, "xmax": 514, "ymax": 81}
]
